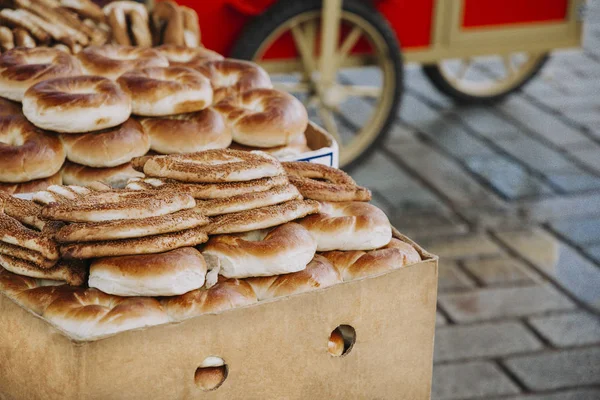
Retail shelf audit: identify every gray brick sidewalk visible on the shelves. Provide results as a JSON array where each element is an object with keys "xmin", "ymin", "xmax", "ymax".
[{"xmin": 338, "ymin": 4, "xmax": 600, "ymax": 399}]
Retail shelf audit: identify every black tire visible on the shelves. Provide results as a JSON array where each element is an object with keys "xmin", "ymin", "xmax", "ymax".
[
  {"xmin": 230, "ymin": 0, "xmax": 404, "ymax": 171},
  {"xmin": 422, "ymin": 54, "xmax": 549, "ymax": 104}
]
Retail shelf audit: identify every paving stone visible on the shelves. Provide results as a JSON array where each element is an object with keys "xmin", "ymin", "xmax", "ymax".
[
  {"xmin": 432, "ymin": 361, "xmax": 520, "ymax": 399},
  {"xmin": 491, "ymin": 136, "xmax": 575, "ymax": 172},
  {"xmin": 439, "ymin": 285, "xmax": 576, "ymax": 322},
  {"xmin": 505, "ymin": 347, "xmax": 600, "ymax": 391},
  {"xmin": 494, "ymin": 229, "xmax": 600, "ymax": 312},
  {"xmin": 464, "ymin": 156, "xmax": 554, "ymax": 200},
  {"xmin": 385, "ymin": 141, "xmax": 509, "ymax": 215},
  {"xmin": 585, "ymin": 244, "xmax": 600, "ymax": 263},
  {"xmin": 436, "ymin": 311, "xmax": 447, "ymax": 327},
  {"xmin": 462, "ymin": 257, "xmax": 538, "ymax": 286},
  {"xmin": 368, "ymin": 191, "xmax": 393, "ymax": 216},
  {"xmin": 569, "ymin": 147, "xmax": 600, "ymax": 173},
  {"xmin": 434, "ymin": 322, "xmax": 543, "ymax": 362},
  {"xmin": 400, "ymin": 93, "xmax": 444, "ymax": 126},
  {"xmin": 550, "ymin": 217, "xmax": 600, "ymax": 245},
  {"xmin": 501, "ymin": 388, "xmax": 600, "ymax": 400},
  {"xmin": 517, "ymin": 192, "xmax": 600, "ymax": 222},
  {"xmin": 497, "ymin": 97, "xmax": 590, "ymax": 146},
  {"xmin": 418, "ymin": 118, "xmax": 498, "ymax": 159},
  {"xmin": 536, "ymin": 94, "xmax": 600, "ymax": 113},
  {"xmin": 437, "ymin": 260, "xmax": 475, "ymax": 291},
  {"xmin": 545, "ymin": 171, "xmax": 600, "ymax": 192},
  {"xmin": 405, "ymin": 66, "xmax": 455, "ymax": 108},
  {"xmin": 453, "ymin": 107, "xmax": 519, "ymax": 136},
  {"xmin": 352, "ymin": 152, "xmax": 450, "ymax": 211},
  {"xmin": 384, "ymin": 122, "xmax": 419, "ymax": 144},
  {"xmin": 528, "ymin": 311, "xmax": 600, "ymax": 347},
  {"xmin": 419, "ymin": 233, "xmax": 501, "ymax": 260},
  {"xmin": 390, "ymin": 211, "xmax": 469, "ymax": 239},
  {"xmin": 336, "ymin": 96, "xmax": 373, "ymax": 130}
]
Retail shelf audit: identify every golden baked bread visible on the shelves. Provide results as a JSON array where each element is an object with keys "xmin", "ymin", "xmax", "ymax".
[
  {"xmin": 0, "ymin": 255, "xmax": 86, "ymax": 285},
  {"xmin": 156, "ymin": 44, "xmax": 223, "ymax": 68},
  {"xmin": 0, "ymin": 27, "xmax": 14, "ymax": 52},
  {"xmin": 0, "ymin": 266, "xmax": 39, "ymax": 298},
  {"xmin": 56, "ymin": 209, "xmax": 209, "ymax": 242},
  {"xmin": 23, "ymin": 75, "xmax": 132, "ymax": 133},
  {"xmin": 203, "ymin": 222, "xmax": 317, "ymax": 278},
  {"xmin": 180, "ymin": 6, "xmax": 200, "ymax": 48},
  {"xmin": 0, "ymin": 192, "xmax": 46, "ymax": 230},
  {"xmin": 140, "ymin": 108, "xmax": 231, "ymax": 154},
  {"xmin": 13, "ymin": 283, "xmax": 78, "ymax": 315},
  {"xmin": 322, "ymin": 238, "xmax": 421, "ymax": 281},
  {"xmin": 214, "ymin": 88, "xmax": 308, "ymax": 148},
  {"xmin": 126, "ymin": 174, "xmax": 290, "ymax": 199},
  {"xmin": 61, "ymin": 161, "xmax": 144, "ymax": 189},
  {"xmin": 60, "ymin": 118, "xmax": 150, "ymax": 168},
  {"xmin": 328, "ymin": 328, "xmax": 345, "ymax": 356},
  {"xmin": 60, "ymin": 0, "xmax": 105, "ymax": 22},
  {"xmin": 245, "ymin": 255, "xmax": 341, "ymax": 300},
  {"xmin": 0, "ymin": 172, "xmax": 62, "ymax": 195},
  {"xmin": 298, "ymin": 201, "xmax": 392, "ymax": 251},
  {"xmin": 230, "ymin": 133, "xmax": 311, "ymax": 159},
  {"xmin": 0, "ymin": 47, "xmax": 81, "ymax": 101},
  {"xmin": 60, "ymin": 227, "xmax": 208, "ymax": 259},
  {"xmin": 151, "ymin": 0, "xmax": 184, "ymax": 46},
  {"xmin": 89, "ymin": 247, "xmax": 207, "ymax": 296},
  {"xmin": 0, "ymin": 241, "xmax": 56, "ymax": 269},
  {"xmin": 162, "ymin": 278, "xmax": 257, "ymax": 322},
  {"xmin": 0, "ymin": 115, "xmax": 65, "ymax": 183},
  {"xmin": 104, "ymin": 1, "xmax": 152, "ymax": 47},
  {"xmin": 142, "ymin": 149, "xmax": 285, "ymax": 183},
  {"xmin": 206, "ymin": 199, "xmax": 320, "ymax": 234},
  {"xmin": 42, "ymin": 287, "xmax": 170, "ymax": 340},
  {"xmin": 196, "ymin": 59, "xmax": 272, "ymax": 103},
  {"xmin": 41, "ymin": 190, "xmax": 195, "ymax": 222},
  {"xmin": 194, "ymin": 184, "xmax": 301, "ymax": 216},
  {"xmin": 0, "ymin": 97, "xmax": 20, "ymax": 116},
  {"xmin": 77, "ymin": 45, "xmax": 168, "ymax": 80},
  {"xmin": 118, "ymin": 66, "xmax": 213, "ymax": 116},
  {"xmin": 283, "ymin": 161, "xmax": 372, "ymax": 202},
  {"xmin": 32, "ymin": 184, "xmax": 96, "ymax": 204},
  {"xmin": 0, "ymin": 213, "xmax": 59, "ymax": 260},
  {"xmin": 12, "ymin": 28, "xmax": 35, "ymax": 48}
]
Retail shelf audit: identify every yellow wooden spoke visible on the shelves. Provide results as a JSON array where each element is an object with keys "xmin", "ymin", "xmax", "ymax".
[
  {"xmin": 341, "ymin": 84, "xmax": 381, "ymax": 98},
  {"xmin": 319, "ymin": 0, "xmax": 342, "ymax": 87},
  {"xmin": 272, "ymin": 81, "xmax": 311, "ymax": 93},
  {"xmin": 336, "ymin": 25, "xmax": 363, "ymax": 69},
  {"xmin": 503, "ymin": 54, "xmax": 516, "ymax": 77},
  {"xmin": 304, "ymin": 18, "xmax": 317, "ymax": 65},
  {"xmin": 290, "ymin": 24, "xmax": 317, "ymax": 77},
  {"xmin": 455, "ymin": 59, "xmax": 471, "ymax": 82},
  {"xmin": 318, "ymin": 106, "xmax": 342, "ymax": 146}
]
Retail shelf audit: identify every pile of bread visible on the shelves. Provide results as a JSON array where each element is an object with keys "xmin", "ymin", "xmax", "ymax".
[
  {"xmin": 0, "ymin": 150, "xmax": 421, "ymax": 342},
  {"xmin": 0, "ymin": 0, "xmax": 200, "ymax": 53},
  {"xmin": 0, "ymin": 41, "xmax": 313, "ymax": 193}
]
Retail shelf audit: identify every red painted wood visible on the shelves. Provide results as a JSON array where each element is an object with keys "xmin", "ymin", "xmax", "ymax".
[
  {"xmin": 462, "ymin": 0, "xmax": 568, "ymax": 28},
  {"xmin": 159, "ymin": 0, "xmax": 435, "ymax": 57}
]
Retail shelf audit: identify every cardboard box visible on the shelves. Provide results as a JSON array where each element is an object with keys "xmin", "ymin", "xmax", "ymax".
[
  {"xmin": 282, "ymin": 121, "xmax": 339, "ymax": 168},
  {"xmin": 0, "ymin": 230, "xmax": 438, "ymax": 399}
]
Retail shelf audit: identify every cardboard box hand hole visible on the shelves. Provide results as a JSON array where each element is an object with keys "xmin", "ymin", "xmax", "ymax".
[
  {"xmin": 328, "ymin": 325, "xmax": 357, "ymax": 357},
  {"xmin": 194, "ymin": 356, "xmax": 228, "ymax": 391}
]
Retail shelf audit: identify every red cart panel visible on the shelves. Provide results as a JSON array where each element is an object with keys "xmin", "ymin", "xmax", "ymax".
[{"xmin": 463, "ymin": 0, "xmax": 568, "ymax": 28}]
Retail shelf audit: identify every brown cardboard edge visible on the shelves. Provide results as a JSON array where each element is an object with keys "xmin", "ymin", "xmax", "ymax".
[
  {"xmin": 305, "ymin": 121, "xmax": 333, "ymax": 150},
  {"xmin": 0, "ymin": 227, "xmax": 437, "ymax": 344}
]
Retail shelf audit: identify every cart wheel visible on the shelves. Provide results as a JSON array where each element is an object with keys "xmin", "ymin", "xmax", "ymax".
[
  {"xmin": 230, "ymin": 0, "xmax": 403, "ymax": 170},
  {"xmin": 422, "ymin": 52, "xmax": 549, "ymax": 103}
]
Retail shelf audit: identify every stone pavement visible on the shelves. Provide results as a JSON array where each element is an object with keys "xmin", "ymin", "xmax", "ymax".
[{"xmin": 335, "ymin": 5, "xmax": 600, "ymax": 400}]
